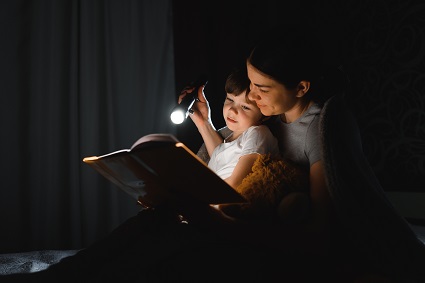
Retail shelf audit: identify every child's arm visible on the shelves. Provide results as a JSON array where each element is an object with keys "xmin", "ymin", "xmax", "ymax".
[
  {"xmin": 197, "ymin": 124, "xmax": 224, "ymax": 157},
  {"xmin": 224, "ymin": 153, "xmax": 259, "ymax": 189}
]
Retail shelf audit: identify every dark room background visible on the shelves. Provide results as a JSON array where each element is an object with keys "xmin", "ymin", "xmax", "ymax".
[{"xmin": 0, "ymin": 0, "xmax": 424, "ymax": 253}]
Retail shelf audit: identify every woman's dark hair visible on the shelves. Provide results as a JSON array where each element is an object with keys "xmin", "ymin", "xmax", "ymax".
[{"xmin": 247, "ymin": 25, "xmax": 348, "ymax": 104}]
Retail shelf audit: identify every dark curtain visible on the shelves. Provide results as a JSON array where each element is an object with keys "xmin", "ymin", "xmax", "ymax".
[{"xmin": 0, "ymin": 0, "xmax": 176, "ymax": 253}]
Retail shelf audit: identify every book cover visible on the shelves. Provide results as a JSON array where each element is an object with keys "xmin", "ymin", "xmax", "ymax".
[{"xmin": 83, "ymin": 133, "xmax": 246, "ymax": 208}]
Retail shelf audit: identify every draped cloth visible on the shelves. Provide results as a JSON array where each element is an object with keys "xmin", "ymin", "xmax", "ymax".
[
  {"xmin": 0, "ymin": 0, "xmax": 176, "ymax": 252},
  {"xmin": 320, "ymin": 95, "xmax": 425, "ymax": 280}
]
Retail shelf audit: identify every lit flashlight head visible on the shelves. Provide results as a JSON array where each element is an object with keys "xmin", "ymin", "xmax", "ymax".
[{"xmin": 170, "ymin": 75, "xmax": 207, "ymax": 124}]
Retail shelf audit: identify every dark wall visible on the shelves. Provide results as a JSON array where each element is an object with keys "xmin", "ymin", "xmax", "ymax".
[
  {"xmin": 172, "ymin": 0, "xmax": 425, "ymax": 192},
  {"xmin": 172, "ymin": 1, "xmax": 269, "ymax": 151}
]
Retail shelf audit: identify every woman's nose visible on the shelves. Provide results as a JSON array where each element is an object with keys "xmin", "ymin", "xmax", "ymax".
[{"xmin": 248, "ymin": 89, "xmax": 259, "ymax": 101}]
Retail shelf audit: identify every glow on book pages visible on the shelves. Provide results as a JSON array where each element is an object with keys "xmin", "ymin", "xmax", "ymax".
[{"xmin": 83, "ymin": 156, "xmax": 99, "ymax": 162}]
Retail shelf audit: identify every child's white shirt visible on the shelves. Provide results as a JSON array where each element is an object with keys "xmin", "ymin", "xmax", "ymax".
[{"xmin": 208, "ymin": 125, "xmax": 279, "ymax": 179}]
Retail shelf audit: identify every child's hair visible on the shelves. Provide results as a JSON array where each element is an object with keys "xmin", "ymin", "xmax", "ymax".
[
  {"xmin": 224, "ymin": 67, "xmax": 253, "ymax": 104},
  {"xmin": 224, "ymin": 66, "xmax": 269, "ymax": 123}
]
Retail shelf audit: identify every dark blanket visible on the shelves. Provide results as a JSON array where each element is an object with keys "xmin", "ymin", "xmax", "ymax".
[
  {"xmin": 0, "ymin": 226, "xmax": 424, "ymax": 276},
  {"xmin": 0, "ymin": 250, "xmax": 78, "ymax": 275}
]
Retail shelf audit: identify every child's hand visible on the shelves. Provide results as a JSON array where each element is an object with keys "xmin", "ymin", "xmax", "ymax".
[{"xmin": 178, "ymin": 84, "xmax": 211, "ymax": 128}]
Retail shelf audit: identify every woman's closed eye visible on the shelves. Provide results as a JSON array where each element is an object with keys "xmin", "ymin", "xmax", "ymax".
[{"xmin": 250, "ymin": 83, "xmax": 270, "ymax": 94}]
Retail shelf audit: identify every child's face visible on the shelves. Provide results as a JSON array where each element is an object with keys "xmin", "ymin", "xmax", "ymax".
[{"xmin": 223, "ymin": 92, "xmax": 263, "ymax": 134}]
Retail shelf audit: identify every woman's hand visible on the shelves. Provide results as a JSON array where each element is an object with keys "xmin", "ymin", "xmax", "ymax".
[{"xmin": 166, "ymin": 195, "xmax": 237, "ymax": 226}]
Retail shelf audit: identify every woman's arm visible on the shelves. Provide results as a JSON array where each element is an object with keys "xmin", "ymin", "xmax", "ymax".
[{"xmin": 301, "ymin": 160, "xmax": 333, "ymax": 254}]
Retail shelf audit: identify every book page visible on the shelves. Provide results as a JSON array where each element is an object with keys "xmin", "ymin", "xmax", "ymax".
[{"xmin": 131, "ymin": 133, "xmax": 179, "ymax": 150}]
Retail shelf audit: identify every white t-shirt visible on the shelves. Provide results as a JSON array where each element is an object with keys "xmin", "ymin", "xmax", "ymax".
[{"xmin": 208, "ymin": 125, "xmax": 279, "ymax": 179}]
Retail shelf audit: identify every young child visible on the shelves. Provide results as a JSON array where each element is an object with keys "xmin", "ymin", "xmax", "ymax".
[{"xmin": 187, "ymin": 67, "xmax": 279, "ymax": 189}]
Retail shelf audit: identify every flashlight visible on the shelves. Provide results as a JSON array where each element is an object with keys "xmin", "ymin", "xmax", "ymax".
[{"xmin": 170, "ymin": 75, "xmax": 208, "ymax": 124}]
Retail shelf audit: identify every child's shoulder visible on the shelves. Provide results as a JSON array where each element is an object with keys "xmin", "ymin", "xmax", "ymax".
[
  {"xmin": 240, "ymin": 125, "xmax": 276, "ymax": 143},
  {"xmin": 245, "ymin": 125, "xmax": 273, "ymax": 135}
]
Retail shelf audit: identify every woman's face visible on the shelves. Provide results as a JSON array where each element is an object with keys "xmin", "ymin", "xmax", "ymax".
[{"xmin": 247, "ymin": 62, "xmax": 299, "ymax": 117}]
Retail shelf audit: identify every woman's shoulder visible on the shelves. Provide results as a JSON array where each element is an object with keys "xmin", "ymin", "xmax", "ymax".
[
  {"xmin": 301, "ymin": 102, "xmax": 322, "ymax": 121},
  {"xmin": 309, "ymin": 102, "xmax": 322, "ymax": 113}
]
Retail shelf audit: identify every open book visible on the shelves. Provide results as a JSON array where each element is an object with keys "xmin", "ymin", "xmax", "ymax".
[{"xmin": 83, "ymin": 133, "xmax": 246, "ymax": 208}]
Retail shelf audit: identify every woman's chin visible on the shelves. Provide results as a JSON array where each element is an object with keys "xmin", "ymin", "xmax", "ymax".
[{"xmin": 260, "ymin": 110, "xmax": 272, "ymax": 117}]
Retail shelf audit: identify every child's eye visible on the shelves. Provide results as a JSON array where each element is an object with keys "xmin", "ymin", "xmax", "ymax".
[
  {"xmin": 242, "ymin": 105, "xmax": 251, "ymax": 110},
  {"xmin": 259, "ymin": 89, "xmax": 268, "ymax": 93},
  {"xmin": 225, "ymin": 97, "xmax": 234, "ymax": 102}
]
